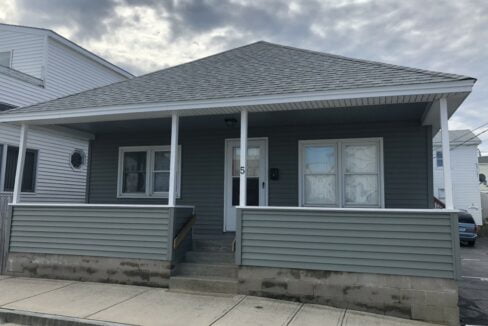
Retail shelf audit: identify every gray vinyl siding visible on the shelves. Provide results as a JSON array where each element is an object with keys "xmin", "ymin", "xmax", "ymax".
[
  {"xmin": 88, "ymin": 119, "xmax": 433, "ymax": 238},
  {"xmin": 9, "ymin": 205, "xmax": 172, "ymax": 260},
  {"xmin": 236, "ymin": 208, "xmax": 460, "ymax": 279}
]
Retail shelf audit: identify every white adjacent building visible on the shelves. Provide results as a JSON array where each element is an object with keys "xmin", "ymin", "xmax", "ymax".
[
  {"xmin": 0, "ymin": 23, "xmax": 132, "ymax": 202},
  {"xmin": 433, "ymin": 130, "xmax": 482, "ymax": 224}
]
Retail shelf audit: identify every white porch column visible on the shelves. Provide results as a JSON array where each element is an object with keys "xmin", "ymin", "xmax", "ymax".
[
  {"xmin": 439, "ymin": 97, "xmax": 453, "ymax": 209},
  {"xmin": 168, "ymin": 113, "xmax": 179, "ymax": 206},
  {"xmin": 12, "ymin": 123, "xmax": 28, "ymax": 204},
  {"xmin": 239, "ymin": 110, "xmax": 248, "ymax": 206}
]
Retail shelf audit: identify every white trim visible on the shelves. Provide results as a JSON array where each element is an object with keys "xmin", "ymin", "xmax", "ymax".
[
  {"xmin": 168, "ymin": 113, "xmax": 179, "ymax": 206},
  {"xmin": 239, "ymin": 110, "xmax": 248, "ymax": 206},
  {"xmin": 298, "ymin": 137, "xmax": 384, "ymax": 208},
  {"xmin": 0, "ymin": 80, "xmax": 475, "ymax": 124},
  {"xmin": 223, "ymin": 137, "xmax": 269, "ymax": 232},
  {"xmin": 9, "ymin": 203, "xmax": 194, "ymax": 209},
  {"xmin": 236, "ymin": 205, "xmax": 459, "ymax": 214},
  {"xmin": 12, "ymin": 123, "xmax": 28, "ymax": 204},
  {"xmin": 116, "ymin": 145, "xmax": 181, "ymax": 199},
  {"xmin": 440, "ymin": 97, "xmax": 454, "ymax": 209}
]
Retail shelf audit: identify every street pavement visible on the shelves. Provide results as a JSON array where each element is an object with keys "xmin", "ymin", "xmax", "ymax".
[
  {"xmin": 458, "ymin": 236, "xmax": 488, "ymax": 325},
  {"xmin": 0, "ymin": 276, "xmax": 437, "ymax": 326}
]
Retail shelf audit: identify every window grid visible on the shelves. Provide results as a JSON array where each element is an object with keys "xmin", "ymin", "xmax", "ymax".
[
  {"xmin": 118, "ymin": 146, "xmax": 180, "ymax": 199},
  {"xmin": 299, "ymin": 138, "xmax": 383, "ymax": 208}
]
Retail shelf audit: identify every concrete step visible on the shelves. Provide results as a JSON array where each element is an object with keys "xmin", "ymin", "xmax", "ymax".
[
  {"xmin": 176, "ymin": 262, "xmax": 237, "ymax": 278},
  {"xmin": 192, "ymin": 239, "xmax": 234, "ymax": 252},
  {"xmin": 169, "ymin": 276, "xmax": 238, "ymax": 294},
  {"xmin": 185, "ymin": 251, "xmax": 235, "ymax": 264}
]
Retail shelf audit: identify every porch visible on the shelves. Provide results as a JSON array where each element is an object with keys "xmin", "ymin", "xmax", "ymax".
[{"xmin": 1, "ymin": 102, "xmax": 462, "ymax": 324}]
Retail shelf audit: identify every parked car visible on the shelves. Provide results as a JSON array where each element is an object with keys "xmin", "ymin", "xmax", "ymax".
[{"xmin": 458, "ymin": 211, "xmax": 478, "ymax": 246}]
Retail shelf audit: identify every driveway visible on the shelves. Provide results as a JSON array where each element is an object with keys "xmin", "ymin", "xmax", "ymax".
[{"xmin": 459, "ymin": 236, "xmax": 488, "ymax": 325}]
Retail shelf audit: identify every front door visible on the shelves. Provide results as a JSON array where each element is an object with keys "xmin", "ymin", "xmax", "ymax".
[{"xmin": 224, "ymin": 138, "xmax": 268, "ymax": 231}]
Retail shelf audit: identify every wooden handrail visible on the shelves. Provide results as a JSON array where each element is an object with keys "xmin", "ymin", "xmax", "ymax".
[{"xmin": 173, "ymin": 215, "xmax": 197, "ymax": 249}]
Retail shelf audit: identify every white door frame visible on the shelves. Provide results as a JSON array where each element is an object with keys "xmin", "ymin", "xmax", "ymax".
[{"xmin": 223, "ymin": 137, "xmax": 268, "ymax": 232}]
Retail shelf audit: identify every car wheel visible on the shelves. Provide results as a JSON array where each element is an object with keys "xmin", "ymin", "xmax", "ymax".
[{"xmin": 468, "ymin": 241, "xmax": 476, "ymax": 247}]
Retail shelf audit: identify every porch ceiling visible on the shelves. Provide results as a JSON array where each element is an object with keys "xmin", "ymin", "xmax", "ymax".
[{"xmin": 62, "ymin": 103, "xmax": 429, "ymax": 134}]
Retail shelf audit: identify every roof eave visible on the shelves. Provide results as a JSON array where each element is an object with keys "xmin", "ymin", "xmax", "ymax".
[{"xmin": 0, "ymin": 79, "xmax": 475, "ymax": 125}]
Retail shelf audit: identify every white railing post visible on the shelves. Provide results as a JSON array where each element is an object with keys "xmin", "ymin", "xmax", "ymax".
[
  {"xmin": 239, "ymin": 110, "xmax": 248, "ymax": 206},
  {"xmin": 439, "ymin": 97, "xmax": 453, "ymax": 209},
  {"xmin": 12, "ymin": 123, "xmax": 28, "ymax": 204},
  {"xmin": 168, "ymin": 113, "xmax": 179, "ymax": 206}
]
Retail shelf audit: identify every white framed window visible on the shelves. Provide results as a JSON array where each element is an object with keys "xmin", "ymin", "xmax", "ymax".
[
  {"xmin": 0, "ymin": 51, "xmax": 12, "ymax": 68},
  {"xmin": 299, "ymin": 138, "xmax": 384, "ymax": 208},
  {"xmin": 436, "ymin": 151, "xmax": 443, "ymax": 168},
  {"xmin": 438, "ymin": 188, "xmax": 445, "ymax": 200},
  {"xmin": 117, "ymin": 145, "xmax": 181, "ymax": 198}
]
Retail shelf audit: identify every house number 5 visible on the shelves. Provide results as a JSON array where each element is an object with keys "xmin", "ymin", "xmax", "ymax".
[{"xmin": 240, "ymin": 167, "xmax": 246, "ymax": 175}]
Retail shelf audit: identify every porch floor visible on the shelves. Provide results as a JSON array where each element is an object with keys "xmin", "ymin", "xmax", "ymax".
[{"xmin": 0, "ymin": 275, "xmax": 437, "ymax": 326}]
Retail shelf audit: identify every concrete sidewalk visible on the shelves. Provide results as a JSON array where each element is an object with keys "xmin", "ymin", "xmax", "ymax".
[{"xmin": 0, "ymin": 275, "xmax": 438, "ymax": 326}]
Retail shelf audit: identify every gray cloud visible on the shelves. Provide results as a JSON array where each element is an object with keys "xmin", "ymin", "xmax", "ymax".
[{"xmin": 3, "ymin": 0, "xmax": 488, "ymax": 150}]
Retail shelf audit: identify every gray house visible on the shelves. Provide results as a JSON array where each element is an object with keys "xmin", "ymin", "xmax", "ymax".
[{"xmin": 0, "ymin": 42, "xmax": 475, "ymax": 325}]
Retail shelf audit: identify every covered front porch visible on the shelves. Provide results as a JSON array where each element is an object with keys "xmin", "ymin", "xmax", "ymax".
[
  {"xmin": 1, "ymin": 95, "xmax": 465, "ymax": 325},
  {"xmin": 23, "ymin": 102, "xmax": 447, "ymax": 238}
]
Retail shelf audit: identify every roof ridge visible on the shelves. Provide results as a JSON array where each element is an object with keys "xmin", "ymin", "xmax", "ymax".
[{"xmin": 258, "ymin": 41, "xmax": 474, "ymax": 81}]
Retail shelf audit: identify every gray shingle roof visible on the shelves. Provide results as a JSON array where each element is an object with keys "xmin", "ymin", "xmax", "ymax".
[{"xmin": 3, "ymin": 41, "xmax": 474, "ymax": 115}]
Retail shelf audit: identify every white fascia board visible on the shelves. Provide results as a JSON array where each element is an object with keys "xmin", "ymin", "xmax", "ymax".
[{"xmin": 0, "ymin": 80, "xmax": 475, "ymax": 124}]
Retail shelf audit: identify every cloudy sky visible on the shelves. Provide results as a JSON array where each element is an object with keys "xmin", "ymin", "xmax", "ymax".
[{"xmin": 0, "ymin": 0, "xmax": 487, "ymax": 151}]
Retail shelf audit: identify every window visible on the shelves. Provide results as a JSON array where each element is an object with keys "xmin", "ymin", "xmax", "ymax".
[
  {"xmin": 117, "ymin": 146, "xmax": 181, "ymax": 198},
  {"xmin": 3, "ymin": 146, "xmax": 38, "ymax": 192},
  {"xmin": 436, "ymin": 151, "xmax": 443, "ymax": 167},
  {"xmin": 0, "ymin": 51, "xmax": 12, "ymax": 68},
  {"xmin": 438, "ymin": 188, "xmax": 445, "ymax": 200},
  {"xmin": 299, "ymin": 138, "xmax": 383, "ymax": 208}
]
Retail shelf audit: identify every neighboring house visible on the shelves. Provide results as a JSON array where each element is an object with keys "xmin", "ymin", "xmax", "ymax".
[
  {"xmin": 433, "ymin": 130, "xmax": 482, "ymax": 224},
  {"xmin": 479, "ymin": 156, "xmax": 488, "ymax": 193},
  {"xmin": 0, "ymin": 23, "xmax": 132, "ymax": 203},
  {"xmin": 0, "ymin": 42, "xmax": 476, "ymax": 325}
]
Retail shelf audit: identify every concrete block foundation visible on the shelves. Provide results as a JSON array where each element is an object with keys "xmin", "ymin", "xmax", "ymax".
[
  {"xmin": 238, "ymin": 266, "xmax": 459, "ymax": 326},
  {"xmin": 7, "ymin": 252, "xmax": 171, "ymax": 287}
]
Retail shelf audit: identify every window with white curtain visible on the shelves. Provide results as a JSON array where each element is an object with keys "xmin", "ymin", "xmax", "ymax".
[
  {"xmin": 299, "ymin": 138, "xmax": 383, "ymax": 208},
  {"xmin": 117, "ymin": 145, "xmax": 181, "ymax": 198}
]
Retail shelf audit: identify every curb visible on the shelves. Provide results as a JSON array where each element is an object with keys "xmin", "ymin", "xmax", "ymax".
[{"xmin": 0, "ymin": 308, "xmax": 132, "ymax": 326}]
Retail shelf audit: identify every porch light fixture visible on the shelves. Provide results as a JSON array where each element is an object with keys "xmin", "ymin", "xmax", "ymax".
[{"xmin": 224, "ymin": 118, "xmax": 238, "ymax": 128}]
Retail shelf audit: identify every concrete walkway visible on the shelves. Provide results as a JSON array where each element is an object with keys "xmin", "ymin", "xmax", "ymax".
[{"xmin": 0, "ymin": 276, "xmax": 438, "ymax": 326}]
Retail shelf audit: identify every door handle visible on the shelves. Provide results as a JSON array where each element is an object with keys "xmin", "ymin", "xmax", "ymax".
[{"xmin": 262, "ymin": 181, "xmax": 266, "ymax": 189}]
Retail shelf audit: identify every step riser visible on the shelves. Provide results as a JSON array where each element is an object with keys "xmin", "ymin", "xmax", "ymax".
[
  {"xmin": 193, "ymin": 240, "xmax": 234, "ymax": 253},
  {"xmin": 192, "ymin": 245, "xmax": 233, "ymax": 253},
  {"xmin": 185, "ymin": 252, "xmax": 234, "ymax": 264},
  {"xmin": 169, "ymin": 278, "xmax": 238, "ymax": 294},
  {"xmin": 176, "ymin": 264, "xmax": 237, "ymax": 278}
]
